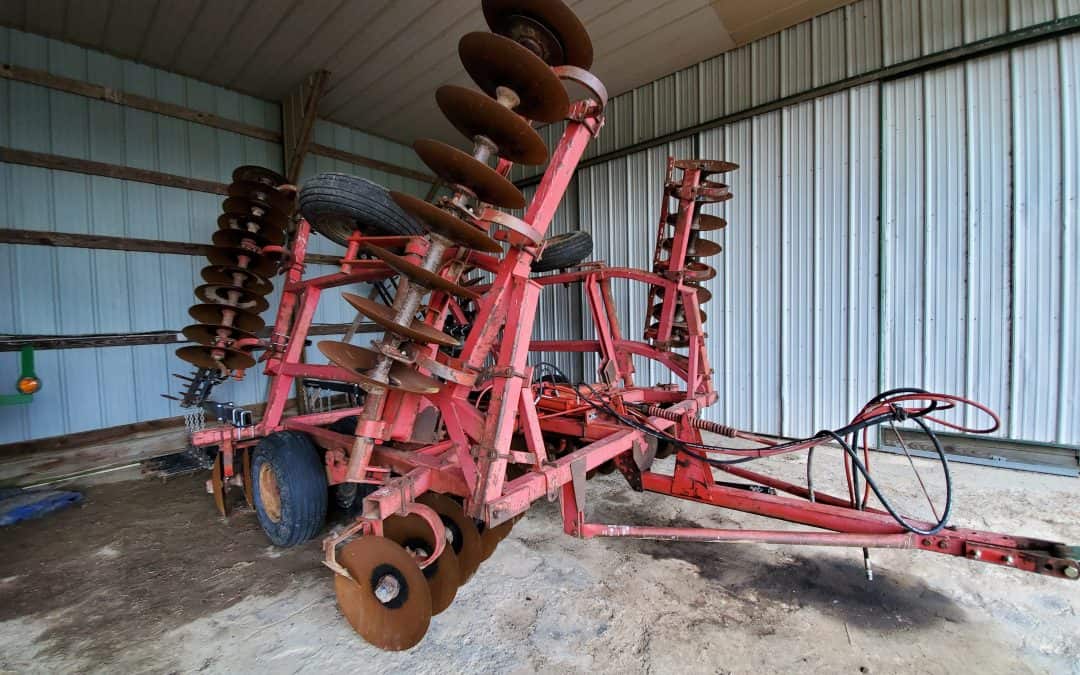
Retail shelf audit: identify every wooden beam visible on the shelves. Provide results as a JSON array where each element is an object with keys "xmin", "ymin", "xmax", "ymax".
[
  {"xmin": 283, "ymin": 70, "xmax": 330, "ymax": 183},
  {"xmin": 0, "ymin": 322, "xmax": 372, "ymax": 351},
  {"xmin": 309, "ymin": 143, "xmax": 436, "ymax": 184},
  {"xmin": 0, "ymin": 62, "xmax": 282, "ymax": 143},
  {"xmin": 1, "ymin": 227, "xmax": 213, "ymax": 256},
  {"xmin": 0, "ymin": 62, "xmax": 433, "ymax": 187},
  {"xmin": 0, "ymin": 147, "xmax": 230, "ymax": 195},
  {"xmin": 0, "ymin": 227, "xmax": 341, "ymax": 266}
]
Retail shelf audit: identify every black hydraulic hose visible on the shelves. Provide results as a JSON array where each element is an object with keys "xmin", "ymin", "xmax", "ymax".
[{"xmin": 530, "ymin": 362, "xmax": 954, "ymax": 535}]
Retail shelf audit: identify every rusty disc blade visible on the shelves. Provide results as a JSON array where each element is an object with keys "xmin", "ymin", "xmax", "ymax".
[
  {"xmin": 182, "ymin": 323, "xmax": 259, "ymax": 347},
  {"xmin": 694, "ymin": 214, "xmax": 727, "ymax": 232},
  {"xmin": 212, "ymin": 228, "xmax": 272, "ymax": 251},
  {"xmin": 665, "ymin": 212, "xmax": 728, "ymax": 232},
  {"xmin": 194, "ymin": 284, "xmax": 270, "ymax": 314},
  {"xmin": 459, "ymin": 32, "xmax": 569, "ymax": 124},
  {"xmin": 334, "ymin": 537, "xmax": 432, "ymax": 651},
  {"xmin": 363, "ymin": 244, "xmax": 480, "ymax": 300},
  {"xmin": 221, "ymin": 197, "xmax": 290, "ymax": 231},
  {"xmin": 206, "ymin": 247, "xmax": 277, "ymax": 277},
  {"xmin": 650, "ymin": 303, "xmax": 707, "ymax": 325},
  {"xmin": 201, "ymin": 265, "xmax": 273, "ymax": 295},
  {"xmin": 188, "ymin": 303, "xmax": 265, "ymax": 333},
  {"xmin": 232, "ymin": 165, "xmax": 288, "ymax": 188},
  {"xmin": 478, "ymin": 518, "xmax": 514, "ymax": 561},
  {"xmin": 656, "ymin": 261, "xmax": 717, "ymax": 282},
  {"xmin": 390, "ymin": 192, "xmax": 501, "ymax": 254},
  {"xmin": 227, "ymin": 180, "xmax": 294, "ymax": 215},
  {"xmin": 673, "ymin": 159, "xmax": 740, "ymax": 176},
  {"xmin": 655, "ymin": 285, "xmax": 712, "ymax": 304},
  {"xmin": 483, "ymin": 0, "xmax": 593, "ymax": 69},
  {"xmin": 211, "ymin": 453, "xmax": 227, "ymax": 516},
  {"xmin": 342, "ymin": 294, "xmax": 460, "ymax": 348},
  {"xmin": 176, "ymin": 344, "xmax": 256, "ymax": 371},
  {"xmin": 318, "ymin": 341, "xmax": 442, "ymax": 394},
  {"xmin": 662, "ymin": 237, "xmax": 722, "ymax": 257},
  {"xmin": 414, "ymin": 139, "xmax": 525, "ymax": 209},
  {"xmin": 241, "ymin": 447, "xmax": 255, "ymax": 509},
  {"xmin": 644, "ymin": 323, "xmax": 690, "ymax": 344},
  {"xmin": 217, "ymin": 213, "xmax": 285, "ymax": 245},
  {"xmin": 383, "ymin": 514, "xmax": 461, "ymax": 616},
  {"xmin": 417, "ymin": 493, "xmax": 482, "ymax": 584},
  {"xmin": 436, "ymin": 85, "xmax": 548, "ymax": 165}
]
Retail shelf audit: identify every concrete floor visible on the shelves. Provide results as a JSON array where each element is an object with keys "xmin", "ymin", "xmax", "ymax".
[{"xmin": 1, "ymin": 446, "xmax": 1077, "ymax": 674}]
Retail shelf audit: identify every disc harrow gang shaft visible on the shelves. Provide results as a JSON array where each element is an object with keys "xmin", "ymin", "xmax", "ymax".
[
  {"xmin": 645, "ymin": 157, "xmax": 738, "ymax": 348},
  {"xmin": 175, "ymin": 165, "xmax": 294, "ymax": 375}
]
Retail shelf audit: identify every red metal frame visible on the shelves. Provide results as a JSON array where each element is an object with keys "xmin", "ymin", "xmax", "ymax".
[{"xmin": 191, "ymin": 92, "xmax": 1079, "ymax": 585}]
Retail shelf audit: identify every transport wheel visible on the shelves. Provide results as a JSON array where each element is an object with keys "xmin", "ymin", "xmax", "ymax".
[
  {"xmin": 530, "ymin": 230, "xmax": 592, "ymax": 273},
  {"xmin": 383, "ymin": 514, "xmax": 462, "ymax": 615},
  {"xmin": 299, "ymin": 172, "xmax": 423, "ymax": 246},
  {"xmin": 418, "ymin": 492, "xmax": 483, "ymax": 584},
  {"xmin": 335, "ymin": 536, "xmax": 432, "ymax": 651},
  {"xmin": 478, "ymin": 518, "xmax": 515, "ymax": 561},
  {"xmin": 251, "ymin": 431, "xmax": 328, "ymax": 547}
]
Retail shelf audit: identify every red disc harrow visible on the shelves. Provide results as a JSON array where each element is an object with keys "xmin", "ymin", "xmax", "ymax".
[{"xmin": 168, "ymin": 0, "xmax": 1079, "ymax": 651}]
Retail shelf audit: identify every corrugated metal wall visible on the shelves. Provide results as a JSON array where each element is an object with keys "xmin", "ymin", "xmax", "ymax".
[
  {"xmin": 0, "ymin": 27, "xmax": 427, "ymax": 443},
  {"xmin": 535, "ymin": 0, "xmax": 1080, "ymax": 447}
]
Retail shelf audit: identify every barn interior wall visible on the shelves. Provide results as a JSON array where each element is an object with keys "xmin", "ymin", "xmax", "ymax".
[
  {"xmin": 0, "ymin": 26, "xmax": 428, "ymax": 443},
  {"xmin": 532, "ymin": 0, "xmax": 1080, "ymax": 448}
]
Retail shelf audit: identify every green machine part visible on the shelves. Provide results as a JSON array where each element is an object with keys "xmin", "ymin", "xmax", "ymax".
[{"xmin": 0, "ymin": 346, "xmax": 39, "ymax": 406}]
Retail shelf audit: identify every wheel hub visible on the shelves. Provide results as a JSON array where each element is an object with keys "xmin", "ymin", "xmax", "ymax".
[{"xmin": 258, "ymin": 464, "xmax": 282, "ymax": 522}]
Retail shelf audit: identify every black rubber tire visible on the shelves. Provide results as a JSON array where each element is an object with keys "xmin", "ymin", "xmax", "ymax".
[
  {"xmin": 531, "ymin": 230, "xmax": 593, "ymax": 273},
  {"xmin": 251, "ymin": 431, "xmax": 328, "ymax": 547},
  {"xmin": 299, "ymin": 172, "xmax": 424, "ymax": 246}
]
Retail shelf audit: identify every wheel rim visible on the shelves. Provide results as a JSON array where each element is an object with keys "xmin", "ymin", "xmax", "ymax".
[{"xmin": 258, "ymin": 463, "xmax": 282, "ymax": 522}]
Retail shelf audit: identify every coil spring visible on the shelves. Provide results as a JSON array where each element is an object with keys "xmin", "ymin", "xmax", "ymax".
[{"xmin": 638, "ymin": 404, "xmax": 737, "ymax": 437}]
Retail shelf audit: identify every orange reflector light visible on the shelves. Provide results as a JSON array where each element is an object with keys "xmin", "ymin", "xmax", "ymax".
[{"xmin": 16, "ymin": 376, "xmax": 40, "ymax": 395}]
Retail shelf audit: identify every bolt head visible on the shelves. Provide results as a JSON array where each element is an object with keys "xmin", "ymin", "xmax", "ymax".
[{"xmin": 1065, "ymin": 566, "xmax": 1079, "ymax": 580}]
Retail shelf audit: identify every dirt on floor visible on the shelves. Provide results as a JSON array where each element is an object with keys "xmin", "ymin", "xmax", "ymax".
[{"xmin": 0, "ymin": 445, "xmax": 1078, "ymax": 675}]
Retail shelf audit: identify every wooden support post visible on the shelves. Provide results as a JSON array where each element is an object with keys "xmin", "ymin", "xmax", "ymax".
[
  {"xmin": 1, "ymin": 62, "xmax": 435, "ymax": 185},
  {"xmin": 0, "ymin": 228, "xmax": 343, "ymax": 266},
  {"xmin": 0, "ymin": 147, "xmax": 229, "ymax": 194},
  {"xmin": 282, "ymin": 70, "xmax": 330, "ymax": 184}
]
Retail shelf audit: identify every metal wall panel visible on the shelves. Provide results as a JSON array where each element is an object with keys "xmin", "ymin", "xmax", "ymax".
[
  {"xmin": 883, "ymin": 0, "xmax": 923, "ymax": 65},
  {"xmin": 527, "ymin": 181, "xmax": 586, "ymax": 384},
  {"xmin": 783, "ymin": 21, "xmax": 814, "ymax": 95},
  {"xmin": 0, "ymin": 27, "xmax": 427, "ymax": 443},
  {"xmin": 1060, "ymin": 33, "xmax": 1080, "ymax": 443},
  {"xmin": 526, "ymin": 2, "xmax": 1079, "ymax": 450},
  {"xmin": 813, "ymin": 8, "xmax": 848, "ymax": 86},
  {"xmin": 847, "ymin": 0, "xmax": 884, "ymax": 75},
  {"xmin": 1010, "ymin": 40, "xmax": 1064, "ymax": 442},
  {"xmin": 521, "ymin": 0, "xmax": 1080, "ymax": 184},
  {"xmin": 964, "ymin": 52, "xmax": 1012, "ymax": 433},
  {"xmin": 964, "ymin": 0, "xmax": 1009, "ymax": 41}
]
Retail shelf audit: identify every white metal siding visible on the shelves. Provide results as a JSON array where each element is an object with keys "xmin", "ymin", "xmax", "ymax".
[{"xmin": 529, "ymin": 1, "xmax": 1079, "ymax": 449}]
